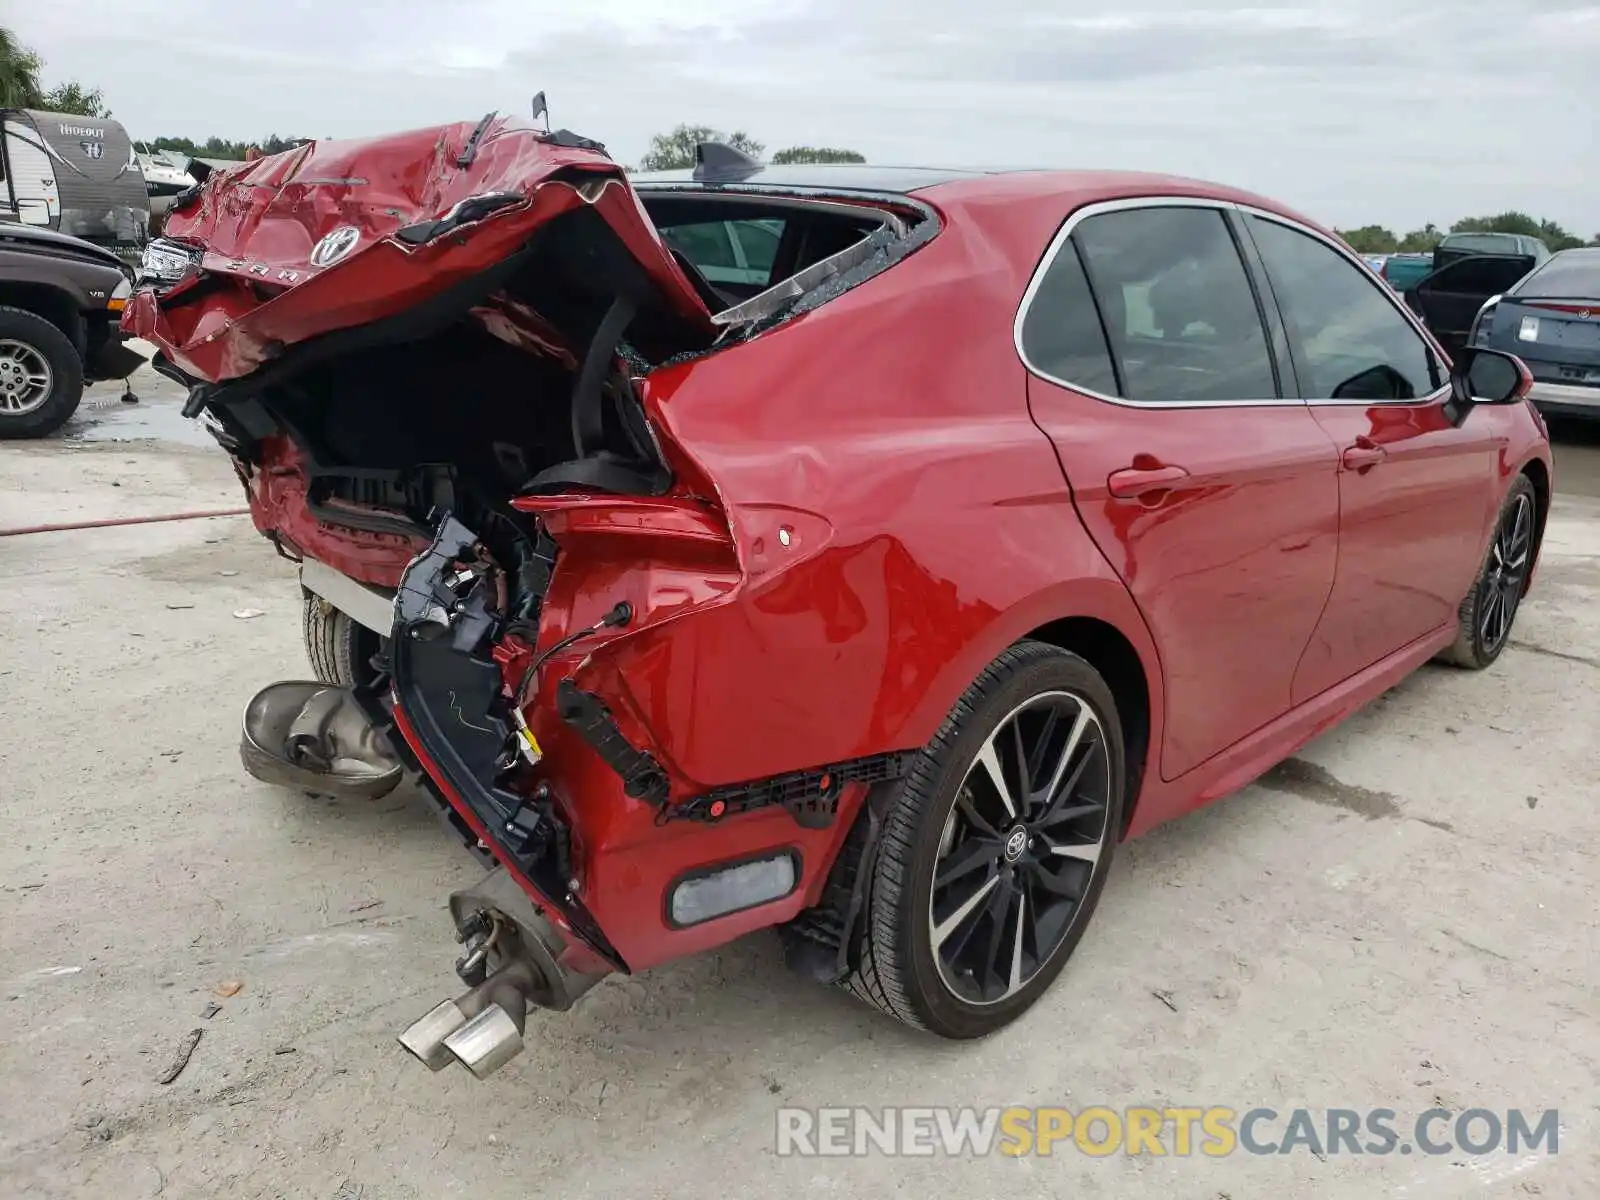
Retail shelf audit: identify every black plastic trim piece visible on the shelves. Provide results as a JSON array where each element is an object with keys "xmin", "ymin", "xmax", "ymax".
[
  {"xmin": 390, "ymin": 516, "xmax": 629, "ymax": 972},
  {"xmin": 554, "ymin": 679, "xmax": 670, "ymax": 805},
  {"xmin": 668, "ymin": 751, "xmax": 917, "ymax": 829}
]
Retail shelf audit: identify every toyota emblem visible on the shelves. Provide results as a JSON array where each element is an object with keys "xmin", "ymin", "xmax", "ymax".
[{"xmin": 310, "ymin": 226, "xmax": 361, "ymax": 268}]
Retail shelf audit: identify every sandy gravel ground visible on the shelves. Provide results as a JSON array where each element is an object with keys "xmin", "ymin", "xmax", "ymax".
[{"xmin": 1, "ymin": 366, "xmax": 1596, "ymax": 1198}]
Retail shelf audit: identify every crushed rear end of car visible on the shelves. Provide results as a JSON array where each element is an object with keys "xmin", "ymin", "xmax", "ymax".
[{"xmin": 124, "ymin": 116, "xmax": 939, "ymax": 1077}]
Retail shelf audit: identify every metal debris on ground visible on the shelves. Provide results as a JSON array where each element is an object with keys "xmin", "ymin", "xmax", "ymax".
[
  {"xmin": 200, "ymin": 1000, "xmax": 221, "ymax": 1019},
  {"xmin": 155, "ymin": 1029, "xmax": 203, "ymax": 1084},
  {"xmin": 165, "ymin": 603, "xmax": 195, "ymax": 610},
  {"xmin": 1152, "ymin": 989, "xmax": 1179, "ymax": 1012}
]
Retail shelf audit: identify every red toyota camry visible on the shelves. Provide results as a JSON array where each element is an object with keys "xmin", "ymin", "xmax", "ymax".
[{"xmin": 127, "ymin": 116, "xmax": 1552, "ymax": 1077}]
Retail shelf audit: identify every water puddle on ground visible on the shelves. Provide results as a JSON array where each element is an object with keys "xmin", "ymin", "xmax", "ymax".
[{"xmin": 64, "ymin": 395, "xmax": 215, "ymax": 449}]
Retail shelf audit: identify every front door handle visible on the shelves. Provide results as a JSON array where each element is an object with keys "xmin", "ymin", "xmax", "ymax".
[
  {"xmin": 1341, "ymin": 439, "xmax": 1386, "ymax": 470},
  {"xmin": 1107, "ymin": 463, "xmax": 1191, "ymax": 499}
]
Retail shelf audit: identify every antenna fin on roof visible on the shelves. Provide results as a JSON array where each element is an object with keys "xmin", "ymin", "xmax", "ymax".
[{"xmin": 692, "ymin": 142, "xmax": 762, "ymax": 183}]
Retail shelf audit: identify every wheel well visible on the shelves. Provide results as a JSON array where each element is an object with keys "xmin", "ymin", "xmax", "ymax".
[
  {"xmin": 1521, "ymin": 459, "xmax": 1550, "ymax": 592},
  {"xmin": 0, "ymin": 285, "xmax": 85, "ymax": 353},
  {"xmin": 1025, "ymin": 617, "xmax": 1151, "ymax": 836}
]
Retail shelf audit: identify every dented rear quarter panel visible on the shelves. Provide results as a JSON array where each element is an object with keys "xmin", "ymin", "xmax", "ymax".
[
  {"xmin": 502, "ymin": 195, "xmax": 1166, "ymax": 967},
  {"xmin": 544, "ymin": 194, "xmax": 1163, "ymax": 791}
]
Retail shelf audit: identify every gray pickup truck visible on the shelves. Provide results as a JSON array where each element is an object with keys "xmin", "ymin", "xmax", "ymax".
[{"xmin": 0, "ymin": 223, "xmax": 146, "ymax": 437}]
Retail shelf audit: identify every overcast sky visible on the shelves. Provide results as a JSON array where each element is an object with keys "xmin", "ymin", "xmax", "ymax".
[{"xmin": 13, "ymin": 1, "xmax": 1599, "ymax": 234}]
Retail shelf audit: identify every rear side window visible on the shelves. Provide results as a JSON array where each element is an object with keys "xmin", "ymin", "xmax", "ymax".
[
  {"xmin": 659, "ymin": 219, "xmax": 785, "ymax": 288},
  {"xmin": 1444, "ymin": 233, "xmax": 1521, "ymax": 255},
  {"xmin": 1516, "ymin": 251, "xmax": 1600, "ymax": 299},
  {"xmin": 1073, "ymin": 207, "xmax": 1277, "ymax": 404},
  {"xmin": 1248, "ymin": 216, "xmax": 1437, "ymax": 401},
  {"xmin": 1019, "ymin": 239, "xmax": 1120, "ymax": 396}
]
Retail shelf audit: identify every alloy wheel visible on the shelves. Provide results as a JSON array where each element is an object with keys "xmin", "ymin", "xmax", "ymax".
[
  {"xmin": 1480, "ymin": 491, "xmax": 1533, "ymax": 653},
  {"xmin": 927, "ymin": 690, "xmax": 1113, "ymax": 1006},
  {"xmin": 0, "ymin": 340, "xmax": 54, "ymax": 416}
]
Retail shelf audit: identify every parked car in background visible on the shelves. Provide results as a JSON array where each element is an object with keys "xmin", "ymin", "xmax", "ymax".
[
  {"xmin": 127, "ymin": 121, "xmax": 1552, "ymax": 1065},
  {"xmin": 1381, "ymin": 253, "xmax": 1434, "ymax": 292},
  {"xmin": 1469, "ymin": 247, "xmax": 1600, "ymax": 419},
  {"xmin": 1434, "ymin": 231, "xmax": 1551, "ymax": 272},
  {"xmin": 0, "ymin": 223, "xmax": 144, "ymax": 436}
]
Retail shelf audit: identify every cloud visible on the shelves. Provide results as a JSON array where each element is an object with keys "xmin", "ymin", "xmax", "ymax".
[{"xmin": 10, "ymin": 0, "xmax": 1599, "ymax": 233}]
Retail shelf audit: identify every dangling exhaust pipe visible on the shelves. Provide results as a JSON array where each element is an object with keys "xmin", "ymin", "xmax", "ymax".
[
  {"xmin": 397, "ymin": 867, "xmax": 608, "ymax": 1080},
  {"xmin": 398, "ymin": 959, "xmax": 537, "ymax": 1076}
]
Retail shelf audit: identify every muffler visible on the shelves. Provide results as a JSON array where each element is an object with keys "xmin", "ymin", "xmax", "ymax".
[
  {"xmin": 240, "ymin": 680, "xmax": 403, "ymax": 799},
  {"xmin": 397, "ymin": 868, "xmax": 608, "ymax": 1080}
]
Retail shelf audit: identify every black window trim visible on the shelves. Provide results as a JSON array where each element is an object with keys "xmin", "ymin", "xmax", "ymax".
[
  {"xmin": 1237, "ymin": 206, "xmax": 1450, "ymax": 407},
  {"xmin": 1015, "ymin": 195, "xmax": 1451, "ymax": 409}
]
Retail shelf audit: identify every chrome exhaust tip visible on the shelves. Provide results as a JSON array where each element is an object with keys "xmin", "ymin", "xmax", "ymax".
[
  {"xmin": 397, "ymin": 999, "xmax": 469, "ymax": 1071},
  {"xmin": 442, "ymin": 1003, "xmax": 525, "ymax": 1080}
]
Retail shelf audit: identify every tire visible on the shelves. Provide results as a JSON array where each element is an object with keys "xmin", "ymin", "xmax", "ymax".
[
  {"xmin": 1437, "ymin": 475, "xmax": 1537, "ymax": 670},
  {"xmin": 302, "ymin": 588, "xmax": 383, "ymax": 688},
  {"xmin": 846, "ymin": 640, "xmax": 1126, "ymax": 1038},
  {"xmin": 0, "ymin": 306, "xmax": 85, "ymax": 439}
]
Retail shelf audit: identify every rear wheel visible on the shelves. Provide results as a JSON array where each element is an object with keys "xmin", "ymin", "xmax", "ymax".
[
  {"xmin": 0, "ymin": 307, "xmax": 84, "ymax": 439},
  {"xmin": 302, "ymin": 588, "xmax": 384, "ymax": 688},
  {"xmin": 846, "ymin": 641, "xmax": 1125, "ymax": 1038},
  {"xmin": 1438, "ymin": 475, "xmax": 1536, "ymax": 669}
]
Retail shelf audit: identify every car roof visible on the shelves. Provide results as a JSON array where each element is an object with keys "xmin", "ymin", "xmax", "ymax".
[
  {"xmin": 629, "ymin": 164, "xmax": 1002, "ymax": 193},
  {"xmin": 630, "ymin": 163, "xmax": 1305, "ymax": 214}
]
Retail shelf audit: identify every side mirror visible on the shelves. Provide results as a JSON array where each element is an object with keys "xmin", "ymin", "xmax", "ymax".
[{"xmin": 1444, "ymin": 347, "xmax": 1531, "ymax": 425}]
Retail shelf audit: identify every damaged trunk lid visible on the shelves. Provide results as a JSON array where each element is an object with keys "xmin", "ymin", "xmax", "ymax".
[{"xmin": 124, "ymin": 114, "xmax": 718, "ymax": 382}]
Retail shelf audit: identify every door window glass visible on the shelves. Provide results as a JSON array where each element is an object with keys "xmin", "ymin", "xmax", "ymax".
[
  {"xmin": 1073, "ymin": 207, "xmax": 1278, "ymax": 404},
  {"xmin": 1019, "ymin": 237, "xmax": 1120, "ymax": 396},
  {"xmin": 1250, "ymin": 216, "xmax": 1439, "ymax": 400}
]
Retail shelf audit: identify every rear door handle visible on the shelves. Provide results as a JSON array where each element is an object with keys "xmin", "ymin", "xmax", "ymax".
[
  {"xmin": 1341, "ymin": 439, "xmax": 1386, "ymax": 470},
  {"xmin": 1107, "ymin": 463, "xmax": 1191, "ymax": 499}
]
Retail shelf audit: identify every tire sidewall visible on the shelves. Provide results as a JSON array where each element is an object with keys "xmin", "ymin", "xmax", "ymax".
[
  {"xmin": 1458, "ymin": 476, "xmax": 1536, "ymax": 668},
  {"xmin": 895, "ymin": 645, "xmax": 1126, "ymax": 1037},
  {"xmin": 0, "ymin": 309, "xmax": 85, "ymax": 439}
]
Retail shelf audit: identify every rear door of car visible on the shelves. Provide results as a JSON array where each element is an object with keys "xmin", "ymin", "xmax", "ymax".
[
  {"xmin": 1240, "ymin": 212, "xmax": 1503, "ymax": 702},
  {"xmin": 1408, "ymin": 254, "xmax": 1536, "ymax": 358},
  {"xmin": 1019, "ymin": 198, "xmax": 1340, "ymax": 782}
]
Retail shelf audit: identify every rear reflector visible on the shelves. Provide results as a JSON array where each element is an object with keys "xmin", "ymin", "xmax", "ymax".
[{"xmin": 668, "ymin": 853, "xmax": 798, "ymax": 927}]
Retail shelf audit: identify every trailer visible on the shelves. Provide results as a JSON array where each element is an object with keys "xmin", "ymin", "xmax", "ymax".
[{"xmin": 1, "ymin": 109, "xmax": 149, "ymax": 247}]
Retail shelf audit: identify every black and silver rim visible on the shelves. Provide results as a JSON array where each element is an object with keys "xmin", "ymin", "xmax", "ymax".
[
  {"xmin": 927, "ymin": 690, "xmax": 1112, "ymax": 1006},
  {"xmin": 1481, "ymin": 492, "xmax": 1532, "ymax": 652},
  {"xmin": 0, "ymin": 340, "xmax": 53, "ymax": 416}
]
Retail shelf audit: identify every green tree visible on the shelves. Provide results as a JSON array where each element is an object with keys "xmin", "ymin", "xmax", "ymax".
[
  {"xmin": 1451, "ymin": 211, "xmax": 1585, "ymax": 251},
  {"xmin": 0, "ymin": 26, "xmax": 44, "ymax": 107},
  {"xmin": 1396, "ymin": 224, "xmax": 1443, "ymax": 253},
  {"xmin": 770, "ymin": 146, "xmax": 865, "ymax": 165},
  {"xmin": 39, "ymin": 80, "xmax": 110, "ymax": 117},
  {"xmin": 638, "ymin": 124, "xmax": 764, "ymax": 172},
  {"xmin": 1334, "ymin": 225, "xmax": 1398, "ymax": 254}
]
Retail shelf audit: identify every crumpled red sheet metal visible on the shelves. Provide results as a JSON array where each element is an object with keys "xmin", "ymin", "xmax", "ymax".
[{"xmin": 123, "ymin": 115, "xmax": 713, "ymax": 383}]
